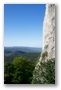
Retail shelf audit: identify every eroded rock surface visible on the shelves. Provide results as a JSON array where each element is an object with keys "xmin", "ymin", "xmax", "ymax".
[
  {"xmin": 43, "ymin": 4, "xmax": 55, "ymax": 60},
  {"xmin": 32, "ymin": 4, "xmax": 55, "ymax": 84}
]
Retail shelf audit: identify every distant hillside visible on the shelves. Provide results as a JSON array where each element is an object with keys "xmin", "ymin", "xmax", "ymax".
[
  {"xmin": 4, "ymin": 50, "xmax": 26, "ymax": 56},
  {"xmin": 4, "ymin": 47, "xmax": 42, "ymax": 63},
  {"xmin": 4, "ymin": 46, "xmax": 42, "ymax": 53}
]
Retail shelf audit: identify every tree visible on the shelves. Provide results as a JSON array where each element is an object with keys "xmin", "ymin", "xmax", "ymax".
[
  {"xmin": 4, "ymin": 62, "xmax": 14, "ymax": 84},
  {"xmin": 12, "ymin": 57, "xmax": 35, "ymax": 84},
  {"xmin": 4, "ymin": 57, "xmax": 35, "ymax": 84}
]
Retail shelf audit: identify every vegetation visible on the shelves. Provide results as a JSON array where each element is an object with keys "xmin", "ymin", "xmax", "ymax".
[
  {"xmin": 42, "ymin": 51, "xmax": 48, "ymax": 59},
  {"xmin": 4, "ymin": 51, "xmax": 40, "ymax": 63},
  {"xmin": 4, "ymin": 57, "xmax": 35, "ymax": 84},
  {"xmin": 32, "ymin": 58, "xmax": 55, "ymax": 84},
  {"xmin": 4, "ymin": 48, "xmax": 41, "ymax": 84},
  {"xmin": 4, "ymin": 48, "xmax": 55, "ymax": 84},
  {"xmin": 44, "ymin": 45, "xmax": 48, "ymax": 49},
  {"xmin": 4, "ymin": 62, "xmax": 14, "ymax": 84}
]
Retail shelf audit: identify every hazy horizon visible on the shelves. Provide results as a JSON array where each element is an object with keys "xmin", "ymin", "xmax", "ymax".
[
  {"xmin": 4, "ymin": 45, "xmax": 42, "ymax": 48},
  {"xmin": 4, "ymin": 4, "xmax": 46, "ymax": 47}
]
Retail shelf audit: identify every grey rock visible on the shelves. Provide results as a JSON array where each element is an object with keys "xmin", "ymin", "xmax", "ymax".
[
  {"xmin": 32, "ymin": 4, "xmax": 55, "ymax": 84},
  {"xmin": 43, "ymin": 4, "xmax": 55, "ymax": 60}
]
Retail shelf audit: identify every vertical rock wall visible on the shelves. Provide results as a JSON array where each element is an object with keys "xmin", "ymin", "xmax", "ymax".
[
  {"xmin": 43, "ymin": 4, "xmax": 55, "ymax": 60},
  {"xmin": 32, "ymin": 4, "xmax": 55, "ymax": 84}
]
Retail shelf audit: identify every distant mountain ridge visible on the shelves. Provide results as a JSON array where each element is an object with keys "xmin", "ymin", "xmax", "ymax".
[
  {"xmin": 4, "ymin": 46, "xmax": 42, "ymax": 53},
  {"xmin": 4, "ymin": 46, "xmax": 41, "ymax": 63}
]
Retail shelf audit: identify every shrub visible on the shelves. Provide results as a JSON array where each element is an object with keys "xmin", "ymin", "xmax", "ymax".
[
  {"xmin": 44, "ymin": 45, "xmax": 48, "ymax": 49},
  {"xmin": 4, "ymin": 62, "xmax": 14, "ymax": 84},
  {"xmin": 32, "ymin": 58, "xmax": 55, "ymax": 84},
  {"xmin": 4, "ymin": 57, "xmax": 35, "ymax": 84},
  {"xmin": 42, "ymin": 51, "xmax": 48, "ymax": 59}
]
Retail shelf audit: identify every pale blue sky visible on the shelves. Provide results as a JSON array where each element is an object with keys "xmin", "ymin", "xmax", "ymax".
[{"xmin": 4, "ymin": 4, "xmax": 46, "ymax": 47}]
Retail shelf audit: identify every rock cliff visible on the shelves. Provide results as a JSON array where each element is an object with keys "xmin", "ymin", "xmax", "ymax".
[
  {"xmin": 39, "ymin": 4, "xmax": 55, "ymax": 62},
  {"xmin": 32, "ymin": 4, "xmax": 55, "ymax": 84},
  {"xmin": 43, "ymin": 4, "xmax": 55, "ymax": 60}
]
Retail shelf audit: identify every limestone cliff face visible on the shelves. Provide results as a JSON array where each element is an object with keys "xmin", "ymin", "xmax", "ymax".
[
  {"xmin": 43, "ymin": 4, "xmax": 55, "ymax": 60},
  {"xmin": 32, "ymin": 4, "xmax": 55, "ymax": 84},
  {"xmin": 39, "ymin": 4, "xmax": 55, "ymax": 62}
]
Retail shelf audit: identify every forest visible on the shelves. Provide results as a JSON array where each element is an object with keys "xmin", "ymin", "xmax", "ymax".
[
  {"xmin": 4, "ymin": 47, "xmax": 55, "ymax": 84},
  {"xmin": 4, "ymin": 47, "xmax": 41, "ymax": 84}
]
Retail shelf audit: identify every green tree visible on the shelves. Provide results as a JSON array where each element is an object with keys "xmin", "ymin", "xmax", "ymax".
[
  {"xmin": 4, "ymin": 57, "xmax": 35, "ymax": 84},
  {"xmin": 12, "ymin": 57, "xmax": 35, "ymax": 84},
  {"xmin": 4, "ymin": 62, "xmax": 14, "ymax": 84}
]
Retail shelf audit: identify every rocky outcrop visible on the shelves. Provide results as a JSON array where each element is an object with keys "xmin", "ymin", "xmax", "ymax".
[
  {"xmin": 32, "ymin": 4, "xmax": 55, "ymax": 84},
  {"xmin": 39, "ymin": 4, "xmax": 55, "ymax": 62},
  {"xmin": 43, "ymin": 4, "xmax": 55, "ymax": 60}
]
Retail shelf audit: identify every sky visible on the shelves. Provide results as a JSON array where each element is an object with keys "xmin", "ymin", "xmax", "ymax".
[{"xmin": 4, "ymin": 4, "xmax": 46, "ymax": 47}]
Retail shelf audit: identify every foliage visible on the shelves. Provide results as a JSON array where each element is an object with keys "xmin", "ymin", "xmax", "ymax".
[
  {"xmin": 42, "ymin": 51, "xmax": 48, "ymax": 59},
  {"xmin": 44, "ymin": 45, "xmax": 48, "ymax": 49},
  {"xmin": 4, "ymin": 57, "xmax": 35, "ymax": 84},
  {"xmin": 4, "ymin": 51, "xmax": 40, "ymax": 63},
  {"xmin": 4, "ymin": 62, "xmax": 14, "ymax": 84},
  {"xmin": 32, "ymin": 58, "xmax": 55, "ymax": 84}
]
